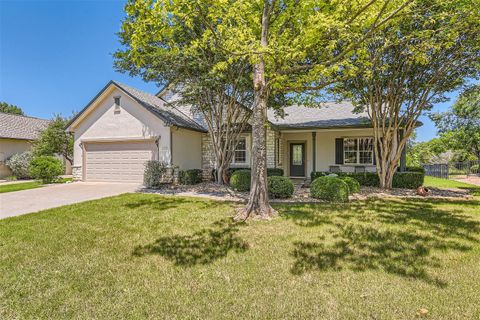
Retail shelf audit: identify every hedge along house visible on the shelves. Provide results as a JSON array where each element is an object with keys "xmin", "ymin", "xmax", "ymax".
[{"xmin": 67, "ymin": 81, "xmax": 415, "ymax": 183}]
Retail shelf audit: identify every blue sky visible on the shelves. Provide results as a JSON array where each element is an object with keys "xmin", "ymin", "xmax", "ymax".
[{"xmin": 0, "ymin": 0, "xmax": 464, "ymax": 142}]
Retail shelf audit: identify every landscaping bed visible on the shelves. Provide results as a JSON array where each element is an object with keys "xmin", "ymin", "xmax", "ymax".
[{"xmin": 141, "ymin": 179, "xmax": 474, "ymax": 203}]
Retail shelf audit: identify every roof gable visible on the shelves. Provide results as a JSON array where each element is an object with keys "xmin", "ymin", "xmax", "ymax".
[{"xmin": 66, "ymin": 81, "xmax": 207, "ymax": 133}]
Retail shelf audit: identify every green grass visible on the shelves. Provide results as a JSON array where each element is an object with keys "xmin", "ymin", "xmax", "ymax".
[
  {"xmin": 0, "ymin": 178, "xmax": 73, "ymax": 194},
  {"xmin": 424, "ymin": 176, "xmax": 480, "ymax": 196},
  {"xmin": 1, "ymin": 194, "xmax": 480, "ymax": 319},
  {"xmin": 0, "ymin": 181, "xmax": 43, "ymax": 193}
]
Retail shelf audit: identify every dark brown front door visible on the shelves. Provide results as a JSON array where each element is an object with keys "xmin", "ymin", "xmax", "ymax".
[{"xmin": 290, "ymin": 143, "xmax": 305, "ymax": 177}]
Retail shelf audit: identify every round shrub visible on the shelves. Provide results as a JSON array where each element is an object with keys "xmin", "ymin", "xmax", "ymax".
[
  {"xmin": 268, "ymin": 176, "xmax": 294, "ymax": 198},
  {"xmin": 229, "ymin": 169, "xmax": 251, "ymax": 192},
  {"xmin": 340, "ymin": 176, "xmax": 360, "ymax": 194},
  {"xmin": 29, "ymin": 155, "xmax": 63, "ymax": 183},
  {"xmin": 6, "ymin": 151, "xmax": 32, "ymax": 179},
  {"xmin": 310, "ymin": 176, "xmax": 349, "ymax": 202}
]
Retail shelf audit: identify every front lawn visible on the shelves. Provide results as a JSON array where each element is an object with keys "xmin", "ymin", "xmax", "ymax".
[
  {"xmin": 1, "ymin": 194, "xmax": 479, "ymax": 319},
  {"xmin": 424, "ymin": 176, "xmax": 480, "ymax": 196},
  {"xmin": 0, "ymin": 181, "xmax": 43, "ymax": 193}
]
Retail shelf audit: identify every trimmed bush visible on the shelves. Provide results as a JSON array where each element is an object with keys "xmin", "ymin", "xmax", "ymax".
[
  {"xmin": 392, "ymin": 172, "xmax": 424, "ymax": 189},
  {"xmin": 213, "ymin": 167, "xmax": 284, "ymax": 182},
  {"xmin": 29, "ymin": 156, "xmax": 63, "ymax": 183},
  {"xmin": 267, "ymin": 168, "xmax": 284, "ymax": 176},
  {"xmin": 310, "ymin": 176, "xmax": 350, "ymax": 202},
  {"xmin": 179, "ymin": 169, "xmax": 203, "ymax": 185},
  {"xmin": 310, "ymin": 171, "xmax": 330, "ymax": 181},
  {"xmin": 340, "ymin": 176, "xmax": 360, "ymax": 194},
  {"xmin": 406, "ymin": 166, "xmax": 425, "ymax": 173},
  {"xmin": 229, "ymin": 169, "xmax": 251, "ymax": 192},
  {"xmin": 6, "ymin": 151, "xmax": 32, "ymax": 179},
  {"xmin": 144, "ymin": 160, "xmax": 168, "ymax": 188},
  {"xmin": 268, "ymin": 176, "xmax": 294, "ymax": 198}
]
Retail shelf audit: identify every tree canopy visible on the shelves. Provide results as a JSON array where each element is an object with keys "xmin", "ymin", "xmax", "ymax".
[
  {"xmin": 115, "ymin": 0, "xmax": 411, "ymax": 217},
  {"xmin": 32, "ymin": 115, "xmax": 73, "ymax": 165},
  {"xmin": 430, "ymin": 85, "xmax": 480, "ymax": 162},
  {"xmin": 331, "ymin": 0, "xmax": 480, "ymax": 188},
  {"xmin": 0, "ymin": 102, "xmax": 24, "ymax": 115}
]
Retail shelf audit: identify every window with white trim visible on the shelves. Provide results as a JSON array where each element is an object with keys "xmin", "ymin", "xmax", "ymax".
[
  {"xmin": 344, "ymin": 137, "xmax": 373, "ymax": 164},
  {"xmin": 233, "ymin": 138, "xmax": 247, "ymax": 164}
]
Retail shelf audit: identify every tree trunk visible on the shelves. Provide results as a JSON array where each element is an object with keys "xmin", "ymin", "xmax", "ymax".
[{"xmin": 235, "ymin": 1, "xmax": 276, "ymax": 220}]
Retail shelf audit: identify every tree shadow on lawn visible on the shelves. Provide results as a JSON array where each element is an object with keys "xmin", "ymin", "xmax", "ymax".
[
  {"xmin": 281, "ymin": 199, "xmax": 480, "ymax": 287},
  {"xmin": 123, "ymin": 196, "xmax": 219, "ymax": 211},
  {"xmin": 132, "ymin": 219, "xmax": 249, "ymax": 266}
]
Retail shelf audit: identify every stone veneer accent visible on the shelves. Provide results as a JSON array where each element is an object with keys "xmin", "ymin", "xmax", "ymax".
[
  {"xmin": 201, "ymin": 126, "xmax": 280, "ymax": 181},
  {"xmin": 72, "ymin": 166, "xmax": 82, "ymax": 181}
]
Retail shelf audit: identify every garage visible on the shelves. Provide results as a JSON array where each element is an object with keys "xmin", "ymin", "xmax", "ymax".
[{"xmin": 84, "ymin": 141, "xmax": 156, "ymax": 183}]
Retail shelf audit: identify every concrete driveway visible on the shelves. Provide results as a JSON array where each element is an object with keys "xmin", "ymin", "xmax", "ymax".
[{"xmin": 0, "ymin": 182, "xmax": 140, "ymax": 219}]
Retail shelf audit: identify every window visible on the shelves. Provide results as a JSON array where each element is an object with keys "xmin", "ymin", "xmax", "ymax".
[
  {"xmin": 233, "ymin": 138, "xmax": 247, "ymax": 163},
  {"xmin": 114, "ymin": 96, "xmax": 121, "ymax": 113},
  {"xmin": 343, "ymin": 137, "xmax": 373, "ymax": 164}
]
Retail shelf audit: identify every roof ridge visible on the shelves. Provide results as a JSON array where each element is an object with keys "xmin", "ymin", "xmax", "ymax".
[
  {"xmin": 0, "ymin": 111, "xmax": 50, "ymax": 122},
  {"xmin": 112, "ymin": 81, "xmax": 204, "ymax": 129}
]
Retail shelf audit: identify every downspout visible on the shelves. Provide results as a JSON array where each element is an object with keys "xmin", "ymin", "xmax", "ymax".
[{"xmin": 170, "ymin": 127, "xmax": 174, "ymax": 166}]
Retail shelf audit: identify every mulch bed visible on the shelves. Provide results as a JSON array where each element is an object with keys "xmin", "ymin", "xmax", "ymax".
[{"xmin": 140, "ymin": 182, "xmax": 472, "ymax": 203}]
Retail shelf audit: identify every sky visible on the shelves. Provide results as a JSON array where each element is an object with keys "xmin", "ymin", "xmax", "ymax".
[{"xmin": 0, "ymin": 0, "xmax": 465, "ymax": 142}]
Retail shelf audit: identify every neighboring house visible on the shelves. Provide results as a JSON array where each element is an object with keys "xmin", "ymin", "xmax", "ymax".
[
  {"xmin": 0, "ymin": 112, "xmax": 50, "ymax": 178},
  {"xmin": 66, "ymin": 80, "xmax": 415, "ymax": 183}
]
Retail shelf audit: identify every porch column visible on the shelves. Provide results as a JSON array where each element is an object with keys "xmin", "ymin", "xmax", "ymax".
[
  {"xmin": 399, "ymin": 129, "xmax": 406, "ymax": 172},
  {"xmin": 312, "ymin": 132, "xmax": 316, "ymax": 173}
]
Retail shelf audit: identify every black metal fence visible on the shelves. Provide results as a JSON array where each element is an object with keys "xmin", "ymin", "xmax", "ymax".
[{"xmin": 423, "ymin": 160, "xmax": 479, "ymax": 179}]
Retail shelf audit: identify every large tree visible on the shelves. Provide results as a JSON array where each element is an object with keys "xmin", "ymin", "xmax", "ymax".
[
  {"xmin": 116, "ymin": 0, "xmax": 409, "ymax": 219},
  {"xmin": 0, "ymin": 102, "xmax": 24, "ymax": 115},
  {"xmin": 331, "ymin": 0, "xmax": 480, "ymax": 188},
  {"xmin": 430, "ymin": 85, "xmax": 480, "ymax": 163}
]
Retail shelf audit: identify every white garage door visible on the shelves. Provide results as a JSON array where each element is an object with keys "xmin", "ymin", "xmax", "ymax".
[{"xmin": 84, "ymin": 142, "xmax": 156, "ymax": 183}]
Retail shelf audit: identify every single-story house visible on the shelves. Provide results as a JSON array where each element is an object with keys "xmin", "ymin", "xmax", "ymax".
[
  {"xmin": 0, "ymin": 112, "xmax": 51, "ymax": 178},
  {"xmin": 66, "ymin": 80, "xmax": 412, "ymax": 183}
]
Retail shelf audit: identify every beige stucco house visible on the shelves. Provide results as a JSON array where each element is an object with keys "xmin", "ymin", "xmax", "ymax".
[
  {"xmin": 66, "ymin": 80, "xmax": 408, "ymax": 183},
  {"xmin": 0, "ymin": 113, "xmax": 51, "ymax": 178}
]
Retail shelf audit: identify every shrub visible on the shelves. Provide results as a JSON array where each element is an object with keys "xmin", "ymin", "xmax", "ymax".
[
  {"xmin": 212, "ymin": 167, "xmax": 283, "ymax": 182},
  {"xmin": 310, "ymin": 176, "xmax": 350, "ymax": 202},
  {"xmin": 144, "ymin": 160, "xmax": 168, "ymax": 188},
  {"xmin": 392, "ymin": 172, "xmax": 425, "ymax": 189},
  {"xmin": 6, "ymin": 151, "xmax": 32, "ymax": 179},
  {"xmin": 229, "ymin": 169, "xmax": 251, "ymax": 191},
  {"xmin": 29, "ymin": 156, "xmax": 63, "ymax": 183},
  {"xmin": 179, "ymin": 169, "xmax": 203, "ymax": 185},
  {"xmin": 267, "ymin": 168, "xmax": 284, "ymax": 176},
  {"xmin": 406, "ymin": 166, "xmax": 425, "ymax": 173},
  {"xmin": 268, "ymin": 176, "xmax": 294, "ymax": 198},
  {"xmin": 340, "ymin": 176, "xmax": 360, "ymax": 194},
  {"xmin": 310, "ymin": 171, "xmax": 329, "ymax": 181}
]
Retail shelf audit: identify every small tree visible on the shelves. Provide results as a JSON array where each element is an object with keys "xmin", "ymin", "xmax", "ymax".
[
  {"xmin": 0, "ymin": 102, "xmax": 24, "ymax": 115},
  {"xmin": 332, "ymin": 0, "xmax": 480, "ymax": 188},
  {"xmin": 430, "ymin": 85, "xmax": 480, "ymax": 163},
  {"xmin": 115, "ymin": 3, "xmax": 253, "ymax": 185},
  {"xmin": 32, "ymin": 115, "xmax": 73, "ymax": 165}
]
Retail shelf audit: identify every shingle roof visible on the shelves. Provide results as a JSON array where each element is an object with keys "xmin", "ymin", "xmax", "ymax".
[
  {"xmin": 0, "ymin": 112, "xmax": 50, "ymax": 140},
  {"xmin": 267, "ymin": 101, "xmax": 371, "ymax": 129},
  {"xmin": 112, "ymin": 81, "xmax": 207, "ymax": 132},
  {"xmin": 66, "ymin": 81, "xmax": 208, "ymax": 133}
]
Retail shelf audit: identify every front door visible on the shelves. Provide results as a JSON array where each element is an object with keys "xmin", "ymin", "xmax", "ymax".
[{"xmin": 290, "ymin": 143, "xmax": 305, "ymax": 177}]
